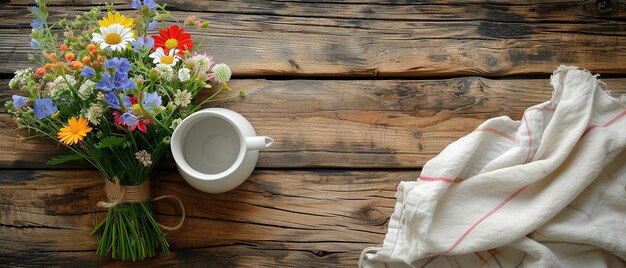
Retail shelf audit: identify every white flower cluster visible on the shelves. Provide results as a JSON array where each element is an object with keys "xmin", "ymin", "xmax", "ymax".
[
  {"xmin": 170, "ymin": 118, "xmax": 182, "ymax": 129},
  {"xmin": 49, "ymin": 75, "xmax": 78, "ymax": 100},
  {"xmin": 173, "ymin": 89, "xmax": 192, "ymax": 107},
  {"xmin": 135, "ymin": 150, "xmax": 153, "ymax": 167},
  {"xmin": 9, "ymin": 68, "xmax": 33, "ymax": 89},
  {"xmin": 85, "ymin": 104, "xmax": 104, "ymax": 126},
  {"xmin": 188, "ymin": 54, "xmax": 214, "ymax": 74},
  {"xmin": 211, "ymin": 63, "xmax": 231, "ymax": 83},
  {"xmin": 153, "ymin": 64, "xmax": 174, "ymax": 81},
  {"xmin": 78, "ymin": 80, "xmax": 96, "ymax": 100}
]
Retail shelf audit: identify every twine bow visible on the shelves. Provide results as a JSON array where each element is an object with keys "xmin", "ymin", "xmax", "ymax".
[{"xmin": 97, "ymin": 176, "xmax": 186, "ymax": 231}]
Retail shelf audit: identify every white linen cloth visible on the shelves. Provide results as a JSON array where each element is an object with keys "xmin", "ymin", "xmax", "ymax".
[{"xmin": 360, "ymin": 66, "xmax": 626, "ymax": 268}]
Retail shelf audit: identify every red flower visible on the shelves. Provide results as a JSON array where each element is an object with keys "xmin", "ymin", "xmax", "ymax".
[{"xmin": 152, "ymin": 25, "xmax": 193, "ymax": 57}]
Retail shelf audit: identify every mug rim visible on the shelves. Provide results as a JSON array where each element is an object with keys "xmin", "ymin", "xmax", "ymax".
[{"xmin": 171, "ymin": 109, "xmax": 246, "ymax": 181}]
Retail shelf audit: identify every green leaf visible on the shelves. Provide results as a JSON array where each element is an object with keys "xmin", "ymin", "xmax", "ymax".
[
  {"xmin": 46, "ymin": 152, "xmax": 83, "ymax": 165},
  {"xmin": 97, "ymin": 136, "xmax": 126, "ymax": 149}
]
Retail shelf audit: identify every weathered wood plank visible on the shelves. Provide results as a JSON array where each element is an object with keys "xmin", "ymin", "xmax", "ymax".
[
  {"xmin": 0, "ymin": 169, "xmax": 416, "ymax": 267},
  {"xmin": 2, "ymin": 78, "xmax": 626, "ymax": 169},
  {"xmin": 1, "ymin": 1, "xmax": 626, "ymax": 76}
]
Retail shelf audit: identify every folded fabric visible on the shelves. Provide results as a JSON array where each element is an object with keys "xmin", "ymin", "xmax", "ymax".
[{"xmin": 360, "ymin": 66, "xmax": 626, "ymax": 268}]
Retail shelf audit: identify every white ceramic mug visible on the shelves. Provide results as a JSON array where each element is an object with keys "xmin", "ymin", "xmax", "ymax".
[{"xmin": 171, "ymin": 108, "xmax": 273, "ymax": 193}]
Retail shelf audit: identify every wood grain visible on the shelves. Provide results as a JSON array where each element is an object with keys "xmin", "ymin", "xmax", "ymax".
[
  {"xmin": 0, "ymin": 169, "xmax": 417, "ymax": 267},
  {"xmin": 1, "ymin": 1, "xmax": 626, "ymax": 77},
  {"xmin": 1, "ymin": 78, "xmax": 625, "ymax": 169}
]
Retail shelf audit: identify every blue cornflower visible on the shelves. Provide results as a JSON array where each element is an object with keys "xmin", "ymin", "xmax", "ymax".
[
  {"xmin": 31, "ymin": 18, "xmax": 43, "ymax": 29},
  {"xmin": 32, "ymin": 6, "xmax": 40, "ymax": 15},
  {"xmin": 33, "ymin": 98, "xmax": 57, "ymax": 119},
  {"xmin": 132, "ymin": 37, "xmax": 154, "ymax": 53},
  {"xmin": 105, "ymin": 92, "xmax": 120, "ymax": 109},
  {"xmin": 80, "ymin": 66, "xmax": 96, "ymax": 78},
  {"xmin": 144, "ymin": 0, "xmax": 157, "ymax": 9},
  {"xmin": 30, "ymin": 39, "xmax": 40, "ymax": 49},
  {"xmin": 96, "ymin": 72, "xmax": 114, "ymax": 92},
  {"xmin": 131, "ymin": 0, "xmax": 141, "ymax": 9},
  {"xmin": 142, "ymin": 91, "xmax": 162, "ymax": 111},
  {"xmin": 12, "ymin": 95, "xmax": 27, "ymax": 109},
  {"xmin": 121, "ymin": 112, "xmax": 139, "ymax": 126},
  {"xmin": 148, "ymin": 20, "xmax": 158, "ymax": 31}
]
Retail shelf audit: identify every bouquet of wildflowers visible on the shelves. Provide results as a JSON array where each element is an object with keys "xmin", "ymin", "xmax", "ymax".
[{"xmin": 6, "ymin": 0, "xmax": 241, "ymax": 261}]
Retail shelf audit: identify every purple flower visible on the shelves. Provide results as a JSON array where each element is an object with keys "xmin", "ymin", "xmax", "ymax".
[
  {"xmin": 121, "ymin": 112, "xmax": 139, "ymax": 126},
  {"xmin": 148, "ymin": 20, "xmax": 158, "ymax": 31},
  {"xmin": 142, "ymin": 91, "xmax": 162, "ymax": 111},
  {"xmin": 32, "ymin": 6, "xmax": 40, "ymax": 15},
  {"xmin": 80, "ymin": 66, "xmax": 96, "ymax": 78},
  {"xmin": 30, "ymin": 39, "xmax": 40, "ymax": 49},
  {"xmin": 131, "ymin": 0, "xmax": 141, "ymax": 9},
  {"xmin": 12, "ymin": 95, "xmax": 27, "ymax": 108},
  {"xmin": 33, "ymin": 98, "xmax": 57, "ymax": 119},
  {"xmin": 144, "ymin": 0, "xmax": 157, "ymax": 9},
  {"xmin": 31, "ymin": 18, "xmax": 43, "ymax": 29},
  {"xmin": 105, "ymin": 92, "xmax": 120, "ymax": 109}
]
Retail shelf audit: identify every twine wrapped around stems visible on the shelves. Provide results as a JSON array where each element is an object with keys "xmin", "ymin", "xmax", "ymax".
[{"xmin": 97, "ymin": 176, "xmax": 186, "ymax": 231}]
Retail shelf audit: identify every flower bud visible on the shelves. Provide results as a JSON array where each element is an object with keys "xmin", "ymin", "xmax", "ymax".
[
  {"xmin": 150, "ymin": 68, "xmax": 159, "ymax": 79},
  {"xmin": 64, "ymin": 52, "xmax": 75, "ymax": 61},
  {"xmin": 35, "ymin": 67, "xmax": 45, "ymax": 75},
  {"xmin": 71, "ymin": 61, "xmax": 83, "ymax": 69},
  {"xmin": 82, "ymin": 56, "xmax": 91, "ymax": 65}
]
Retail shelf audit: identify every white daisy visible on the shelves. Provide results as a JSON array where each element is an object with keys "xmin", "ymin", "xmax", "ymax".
[
  {"xmin": 92, "ymin": 23, "xmax": 135, "ymax": 51},
  {"xmin": 149, "ymin": 47, "xmax": 180, "ymax": 66}
]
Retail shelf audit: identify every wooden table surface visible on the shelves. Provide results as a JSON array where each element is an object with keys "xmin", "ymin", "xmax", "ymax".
[{"xmin": 1, "ymin": 0, "xmax": 626, "ymax": 267}]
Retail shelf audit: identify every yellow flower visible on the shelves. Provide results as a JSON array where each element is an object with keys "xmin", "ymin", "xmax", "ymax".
[
  {"xmin": 57, "ymin": 117, "xmax": 93, "ymax": 146},
  {"xmin": 99, "ymin": 12, "xmax": 135, "ymax": 29}
]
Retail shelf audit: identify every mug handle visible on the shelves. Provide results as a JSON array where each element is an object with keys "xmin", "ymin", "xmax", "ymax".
[{"xmin": 246, "ymin": 136, "xmax": 274, "ymax": 150}]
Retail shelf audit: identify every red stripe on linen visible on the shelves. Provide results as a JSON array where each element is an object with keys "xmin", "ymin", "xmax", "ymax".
[
  {"xmin": 444, "ymin": 185, "xmax": 529, "ymax": 253},
  {"xmin": 475, "ymin": 128, "xmax": 516, "ymax": 142}
]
